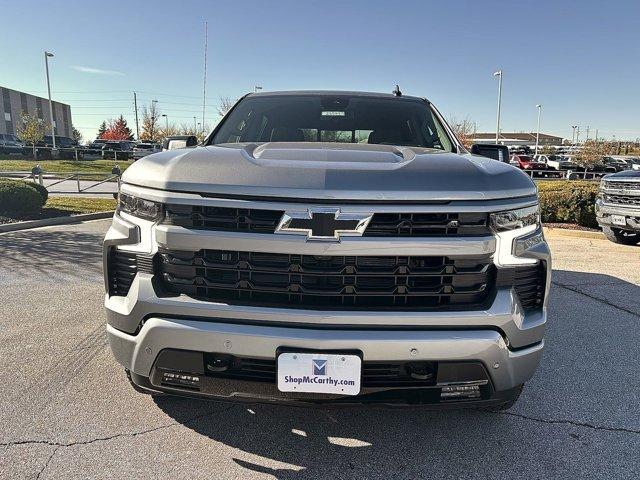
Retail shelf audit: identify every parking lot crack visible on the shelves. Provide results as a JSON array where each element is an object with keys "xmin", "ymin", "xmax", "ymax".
[
  {"xmin": 552, "ymin": 280, "xmax": 640, "ymax": 318},
  {"xmin": 0, "ymin": 406, "xmax": 234, "ymax": 451},
  {"xmin": 499, "ymin": 411, "xmax": 640, "ymax": 435}
]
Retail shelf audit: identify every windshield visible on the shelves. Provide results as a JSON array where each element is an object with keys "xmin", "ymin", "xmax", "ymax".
[{"xmin": 210, "ymin": 94, "xmax": 454, "ymax": 151}]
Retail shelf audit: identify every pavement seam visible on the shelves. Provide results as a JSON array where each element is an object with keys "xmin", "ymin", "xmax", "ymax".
[
  {"xmin": 552, "ymin": 280, "xmax": 640, "ymax": 318},
  {"xmin": 498, "ymin": 411, "xmax": 640, "ymax": 435}
]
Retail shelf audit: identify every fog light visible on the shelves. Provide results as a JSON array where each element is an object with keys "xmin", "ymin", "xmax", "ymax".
[
  {"xmin": 162, "ymin": 371, "xmax": 201, "ymax": 389},
  {"xmin": 440, "ymin": 384, "xmax": 481, "ymax": 399}
]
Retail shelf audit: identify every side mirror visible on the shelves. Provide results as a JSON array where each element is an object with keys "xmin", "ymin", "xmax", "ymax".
[
  {"xmin": 162, "ymin": 135, "xmax": 198, "ymax": 151},
  {"xmin": 471, "ymin": 144, "xmax": 510, "ymax": 163}
]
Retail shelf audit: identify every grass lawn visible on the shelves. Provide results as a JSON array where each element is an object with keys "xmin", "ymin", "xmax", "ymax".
[
  {"xmin": 45, "ymin": 196, "xmax": 117, "ymax": 213},
  {"xmin": 0, "ymin": 157, "xmax": 134, "ymax": 175},
  {"xmin": 0, "ymin": 196, "xmax": 116, "ymax": 224}
]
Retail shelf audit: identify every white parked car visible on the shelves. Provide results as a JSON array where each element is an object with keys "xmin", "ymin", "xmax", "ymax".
[{"xmin": 133, "ymin": 143, "xmax": 161, "ymax": 159}]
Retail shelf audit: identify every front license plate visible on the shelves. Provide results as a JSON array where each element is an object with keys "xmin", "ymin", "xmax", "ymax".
[
  {"xmin": 611, "ymin": 215, "xmax": 627, "ymax": 226},
  {"xmin": 277, "ymin": 352, "xmax": 361, "ymax": 396}
]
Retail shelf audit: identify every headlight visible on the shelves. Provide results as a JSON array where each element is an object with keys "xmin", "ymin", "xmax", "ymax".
[
  {"xmin": 118, "ymin": 193, "xmax": 162, "ymax": 221},
  {"xmin": 490, "ymin": 205, "xmax": 540, "ymax": 232}
]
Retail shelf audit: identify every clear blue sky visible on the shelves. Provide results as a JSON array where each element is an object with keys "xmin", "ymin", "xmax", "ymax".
[{"xmin": 1, "ymin": 0, "xmax": 639, "ymax": 142}]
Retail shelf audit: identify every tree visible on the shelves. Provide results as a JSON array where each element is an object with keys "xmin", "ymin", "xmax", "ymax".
[
  {"xmin": 448, "ymin": 116, "xmax": 476, "ymax": 149},
  {"xmin": 217, "ymin": 96, "xmax": 235, "ymax": 117},
  {"xmin": 102, "ymin": 115, "xmax": 134, "ymax": 140},
  {"xmin": 140, "ymin": 103, "xmax": 160, "ymax": 142},
  {"xmin": 96, "ymin": 121, "xmax": 107, "ymax": 139},
  {"xmin": 573, "ymin": 140, "xmax": 613, "ymax": 170},
  {"xmin": 16, "ymin": 113, "xmax": 47, "ymax": 157},
  {"xmin": 72, "ymin": 126, "xmax": 83, "ymax": 144},
  {"xmin": 159, "ymin": 123, "xmax": 180, "ymax": 141}
]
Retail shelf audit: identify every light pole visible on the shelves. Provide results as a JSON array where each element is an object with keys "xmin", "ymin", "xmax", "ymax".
[
  {"xmin": 44, "ymin": 51, "xmax": 56, "ymax": 151},
  {"xmin": 150, "ymin": 99, "xmax": 158, "ymax": 141},
  {"xmin": 571, "ymin": 125, "xmax": 577, "ymax": 145},
  {"xmin": 161, "ymin": 114, "xmax": 169, "ymax": 133},
  {"xmin": 193, "ymin": 116, "xmax": 197, "ymax": 134},
  {"xmin": 535, "ymin": 104, "xmax": 542, "ymax": 155},
  {"xmin": 254, "ymin": 85, "xmax": 263, "ymax": 93},
  {"xmin": 493, "ymin": 70, "xmax": 503, "ymax": 144}
]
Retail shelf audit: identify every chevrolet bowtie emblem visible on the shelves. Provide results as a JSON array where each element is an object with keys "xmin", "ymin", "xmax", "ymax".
[{"xmin": 275, "ymin": 208, "xmax": 373, "ymax": 241}]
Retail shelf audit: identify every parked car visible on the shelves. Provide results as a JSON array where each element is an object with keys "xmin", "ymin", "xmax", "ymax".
[
  {"xmin": 22, "ymin": 135, "xmax": 82, "ymax": 159},
  {"xmin": 596, "ymin": 170, "xmax": 640, "ymax": 245},
  {"xmin": 104, "ymin": 89, "xmax": 551, "ymax": 410},
  {"xmin": 603, "ymin": 156, "xmax": 632, "ymax": 172},
  {"xmin": 102, "ymin": 141, "xmax": 134, "ymax": 160},
  {"xmin": 133, "ymin": 142, "xmax": 162, "ymax": 160},
  {"xmin": 0, "ymin": 133, "xmax": 24, "ymax": 155},
  {"xmin": 86, "ymin": 139, "xmax": 108, "ymax": 156},
  {"xmin": 510, "ymin": 154, "xmax": 561, "ymax": 177},
  {"xmin": 533, "ymin": 154, "xmax": 578, "ymax": 171}
]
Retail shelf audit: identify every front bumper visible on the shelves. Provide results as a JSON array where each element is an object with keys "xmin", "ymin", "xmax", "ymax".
[
  {"xmin": 596, "ymin": 200, "xmax": 640, "ymax": 232},
  {"xmin": 109, "ymin": 317, "xmax": 542, "ymax": 405}
]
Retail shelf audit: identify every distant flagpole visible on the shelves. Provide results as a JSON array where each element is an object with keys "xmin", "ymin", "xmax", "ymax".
[{"xmin": 202, "ymin": 21, "xmax": 208, "ymax": 140}]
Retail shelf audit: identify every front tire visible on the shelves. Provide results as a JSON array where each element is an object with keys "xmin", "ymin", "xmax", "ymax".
[{"xmin": 602, "ymin": 227, "xmax": 640, "ymax": 245}]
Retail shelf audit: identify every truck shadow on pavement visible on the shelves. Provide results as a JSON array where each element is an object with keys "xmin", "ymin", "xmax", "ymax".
[
  {"xmin": 0, "ymin": 228, "xmax": 103, "ymax": 279},
  {"xmin": 151, "ymin": 269, "xmax": 640, "ymax": 479}
]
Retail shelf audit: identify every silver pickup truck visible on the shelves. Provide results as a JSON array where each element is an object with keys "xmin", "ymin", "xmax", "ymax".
[
  {"xmin": 596, "ymin": 170, "xmax": 640, "ymax": 244},
  {"xmin": 103, "ymin": 90, "xmax": 551, "ymax": 409}
]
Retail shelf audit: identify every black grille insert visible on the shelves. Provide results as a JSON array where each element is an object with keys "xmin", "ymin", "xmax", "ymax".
[
  {"xmin": 163, "ymin": 205, "xmax": 491, "ymax": 237},
  {"xmin": 164, "ymin": 204, "xmax": 284, "ymax": 233},
  {"xmin": 107, "ymin": 249, "xmax": 154, "ymax": 297},
  {"xmin": 157, "ymin": 249, "xmax": 496, "ymax": 310},
  {"xmin": 603, "ymin": 194, "xmax": 640, "ymax": 206},
  {"xmin": 108, "ymin": 249, "xmax": 137, "ymax": 296},
  {"xmin": 513, "ymin": 262, "xmax": 546, "ymax": 310},
  {"xmin": 364, "ymin": 212, "xmax": 490, "ymax": 237}
]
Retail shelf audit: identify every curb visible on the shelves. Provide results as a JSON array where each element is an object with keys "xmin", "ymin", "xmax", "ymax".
[
  {"xmin": 0, "ymin": 211, "xmax": 114, "ymax": 233},
  {"xmin": 543, "ymin": 226, "xmax": 605, "ymax": 240}
]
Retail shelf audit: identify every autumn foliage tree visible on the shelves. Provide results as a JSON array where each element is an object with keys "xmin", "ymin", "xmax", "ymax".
[
  {"xmin": 448, "ymin": 116, "xmax": 476, "ymax": 149},
  {"xmin": 573, "ymin": 140, "xmax": 614, "ymax": 170},
  {"xmin": 17, "ymin": 113, "xmax": 48, "ymax": 157},
  {"xmin": 101, "ymin": 116, "xmax": 134, "ymax": 140}
]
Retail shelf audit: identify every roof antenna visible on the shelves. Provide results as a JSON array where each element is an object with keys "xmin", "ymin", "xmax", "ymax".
[{"xmin": 392, "ymin": 85, "xmax": 402, "ymax": 97}]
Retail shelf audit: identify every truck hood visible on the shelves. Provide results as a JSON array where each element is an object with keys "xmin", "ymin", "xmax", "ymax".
[{"xmin": 122, "ymin": 143, "xmax": 537, "ymax": 201}]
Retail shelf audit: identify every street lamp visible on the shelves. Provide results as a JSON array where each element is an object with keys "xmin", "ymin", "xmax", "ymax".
[
  {"xmin": 193, "ymin": 116, "xmax": 197, "ymax": 133},
  {"xmin": 535, "ymin": 104, "xmax": 542, "ymax": 155},
  {"xmin": 161, "ymin": 114, "xmax": 169, "ymax": 133},
  {"xmin": 493, "ymin": 70, "xmax": 503, "ymax": 144},
  {"xmin": 571, "ymin": 125, "xmax": 578, "ymax": 145},
  {"xmin": 254, "ymin": 85, "xmax": 263, "ymax": 93},
  {"xmin": 44, "ymin": 51, "xmax": 56, "ymax": 151},
  {"xmin": 150, "ymin": 100, "xmax": 158, "ymax": 141}
]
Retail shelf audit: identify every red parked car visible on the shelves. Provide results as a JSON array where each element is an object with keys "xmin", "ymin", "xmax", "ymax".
[{"xmin": 510, "ymin": 155, "xmax": 562, "ymax": 178}]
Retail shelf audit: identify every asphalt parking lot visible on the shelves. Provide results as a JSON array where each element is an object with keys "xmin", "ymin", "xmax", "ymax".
[{"xmin": 1, "ymin": 220, "xmax": 639, "ymax": 479}]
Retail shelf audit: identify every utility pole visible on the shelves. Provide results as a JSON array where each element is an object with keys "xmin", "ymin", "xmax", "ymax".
[
  {"xmin": 585, "ymin": 125, "xmax": 590, "ymax": 142},
  {"xmin": 44, "ymin": 51, "xmax": 56, "ymax": 151},
  {"xmin": 535, "ymin": 104, "xmax": 542, "ymax": 155},
  {"xmin": 202, "ymin": 21, "xmax": 208, "ymax": 139},
  {"xmin": 493, "ymin": 70, "xmax": 503, "ymax": 144},
  {"xmin": 193, "ymin": 116, "xmax": 197, "ymax": 134},
  {"xmin": 576, "ymin": 126, "xmax": 580, "ymax": 144},
  {"xmin": 133, "ymin": 91, "xmax": 140, "ymax": 140},
  {"xmin": 595, "ymin": 129, "xmax": 598, "ymax": 142}
]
